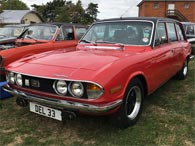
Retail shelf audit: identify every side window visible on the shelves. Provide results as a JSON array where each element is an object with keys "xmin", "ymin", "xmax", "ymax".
[
  {"xmin": 13, "ymin": 27, "xmax": 23, "ymax": 37},
  {"xmin": 175, "ymin": 24, "xmax": 184, "ymax": 41},
  {"xmin": 186, "ymin": 25, "xmax": 195, "ymax": 35},
  {"xmin": 167, "ymin": 23, "xmax": 177, "ymax": 42},
  {"xmin": 75, "ymin": 27, "xmax": 87, "ymax": 40},
  {"xmin": 155, "ymin": 22, "xmax": 168, "ymax": 46},
  {"xmin": 63, "ymin": 26, "xmax": 74, "ymax": 40}
]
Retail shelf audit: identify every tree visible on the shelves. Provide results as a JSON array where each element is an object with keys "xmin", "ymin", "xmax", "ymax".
[
  {"xmin": 85, "ymin": 3, "xmax": 99, "ymax": 24},
  {"xmin": 32, "ymin": 0, "xmax": 99, "ymax": 24},
  {"xmin": 32, "ymin": 0, "xmax": 66, "ymax": 22},
  {"xmin": 0, "ymin": 0, "xmax": 29, "ymax": 12}
]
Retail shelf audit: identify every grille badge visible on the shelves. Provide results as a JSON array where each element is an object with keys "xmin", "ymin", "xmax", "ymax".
[{"xmin": 31, "ymin": 79, "xmax": 40, "ymax": 88}]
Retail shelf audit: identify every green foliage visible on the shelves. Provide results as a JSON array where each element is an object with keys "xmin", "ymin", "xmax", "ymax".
[
  {"xmin": 32, "ymin": 0, "xmax": 99, "ymax": 24},
  {"xmin": 0, "ymin": 0, "xmax": 29, "ymax": 11}
]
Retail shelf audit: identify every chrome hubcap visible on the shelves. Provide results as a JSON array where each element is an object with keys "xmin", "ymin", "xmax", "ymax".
[
  {"xmin": 126, "ymin": 86, "xmax": 142, "ymax": 120},
  {"xmin": 183, "ymin": 64, "xmax": 188, "ymax": 76}
]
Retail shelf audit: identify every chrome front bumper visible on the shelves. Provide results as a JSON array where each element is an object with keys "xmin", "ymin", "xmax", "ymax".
[{"xmin": 3, "ymin": 84, "xmax": 122, "ymax": 114}]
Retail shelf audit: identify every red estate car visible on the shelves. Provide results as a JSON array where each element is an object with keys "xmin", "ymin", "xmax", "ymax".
[
  {"xmin": 3, "ymin": 17, "xmax": 191, "ymax": 128},
  {"xmin": 0, "ymin": 23, "xmax": 87, "ymax": 80}
]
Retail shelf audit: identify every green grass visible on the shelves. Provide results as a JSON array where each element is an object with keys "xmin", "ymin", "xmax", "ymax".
[{"xmin": 0, "ymin": 59, "xmax": 194, "ymax": 146}]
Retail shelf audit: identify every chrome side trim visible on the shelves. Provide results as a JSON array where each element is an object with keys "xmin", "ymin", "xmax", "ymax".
[{"xmin": 3, "ymin": 85, "xmax": 122, "ymax": 114}]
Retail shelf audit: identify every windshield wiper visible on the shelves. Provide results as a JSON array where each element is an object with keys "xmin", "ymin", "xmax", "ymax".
[
  {"xmin": 95, "ymin": 40, "xmax": 124, "ymax": 49},
  {"xmin": 80, "ymin": 39, "xmax": 97, "ymax": 45},
  {"xmin": 80, "ymin": 39, "xmax": 91, "ymax": 43}
]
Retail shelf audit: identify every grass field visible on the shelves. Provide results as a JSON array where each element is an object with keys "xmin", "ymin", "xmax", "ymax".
[{"xmin": 0, "ymin": 59, "xmax": 194, "ymax": 146}]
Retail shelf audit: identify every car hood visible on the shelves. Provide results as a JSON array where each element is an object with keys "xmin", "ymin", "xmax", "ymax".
[{"xmin": 7, "ymin": 47, "xmax": 146, "ymax": 80}]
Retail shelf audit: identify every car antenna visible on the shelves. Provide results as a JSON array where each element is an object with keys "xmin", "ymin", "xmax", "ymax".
[{"xmin": 120, "ymin": 0, "xmax": 136, "ymax": 18}]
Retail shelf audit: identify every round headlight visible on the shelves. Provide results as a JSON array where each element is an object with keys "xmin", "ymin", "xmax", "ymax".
[
  {"xmin": 69, "ymin": 82, "xmax": 84, "ymax": 98},
  {"xmin": 8, "ymin": 72, "xmax": 15, "ymax": 84},
  {"xmin": 53, "ymin": 80, "xmax": 67, "ymax": 95},
  {"xmin": 15, "ymin": 74, "xmax": 23, "ymax": 86}
]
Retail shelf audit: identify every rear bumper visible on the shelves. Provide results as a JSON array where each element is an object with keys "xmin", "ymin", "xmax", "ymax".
[{"xmin": 3, "ymin": 84, "xmax": 122, "ymax": 114}]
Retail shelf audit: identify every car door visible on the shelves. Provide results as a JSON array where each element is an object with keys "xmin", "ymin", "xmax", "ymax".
[
  {"xmin": 149, "ymin": 22, "xmax": 173, "ymax": 88},
  {"xmin": 166, "ymin": 22, "xmax": 183, "ymax": 77},
  {"xmin": 175, "ymin": 23, "xmax": 188, "ymax": 71},
  {"xmin": 53, "ymin": 26, "xmax": 78, "ymax": 52}
]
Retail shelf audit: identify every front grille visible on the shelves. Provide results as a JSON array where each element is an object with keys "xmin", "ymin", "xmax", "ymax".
[
  {"xmin": 19, "ymin": 74, "xmax": 88, "ymax": 99},
  {"xmin": 22, "ymin": 75, "xmax": 56, "ymax": 94}
]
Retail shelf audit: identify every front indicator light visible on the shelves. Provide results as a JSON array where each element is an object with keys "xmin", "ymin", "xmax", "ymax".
[
  {"xmin": 15, "ymin": 74, "xmax": 23, "ymax": 86},
  {"xmin": 87, "ymin": 83, "xmax": 103, "ymax": 99},
  {"xmin": 53, "ymin": 80, "xmax": 68, "ymax": 95},
  {"xmin": 69, "ymin": 82, "xmax": 84, "ymax": 98}
]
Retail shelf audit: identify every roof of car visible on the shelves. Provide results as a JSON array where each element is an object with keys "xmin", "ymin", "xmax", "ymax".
[
  {"xmin": 28, "ymin": 23, "xmax": 87, "ymax": 28},
  {"xmin": 5, "ymin": 24, "xmax": 29, "ymax": 27},
  {"xmin": 96, "ymin": 17, "xmax": 179, "ymax": 23},
  {"xmin": 181, "ymin": 22, "xmax": 195, "ymax": 25}
]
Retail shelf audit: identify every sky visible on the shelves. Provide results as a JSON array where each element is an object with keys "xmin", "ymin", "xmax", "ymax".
[{"xmin": 21, "ymin": 0, "xmax": 141, "ymax": 19}]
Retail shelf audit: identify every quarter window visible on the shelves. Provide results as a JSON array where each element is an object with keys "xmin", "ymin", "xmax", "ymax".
[{"xmin": 167, "ymin": 23, "xmax": 177, "ymax": 42}]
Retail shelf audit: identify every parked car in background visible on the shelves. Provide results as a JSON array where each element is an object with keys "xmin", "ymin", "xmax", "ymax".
[
  {"xmin": 0, "ymin": 24, "xmax": 28, "ymax": 49},
  {"xmin": 0, "ymin": 24, "xmax": 27, "ymax": 39},
  {"xmin": 3, "ymin": 17, "xmax": 191, "ymax": 128},
  {"xmin": 181, "ymin": 22, "xmax": 195, "ymax": 55},
  {"xmin": 0, "ymin": 23, "xmax": 88, "ymax": 81}
]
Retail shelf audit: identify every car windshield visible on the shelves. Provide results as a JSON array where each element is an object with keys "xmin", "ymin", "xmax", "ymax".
[
  {"xmin": 81, "ymin": 21, "xmax": 153, "ymax": 46},
  {"xmin": 21, "ymin": 25, "xmax": 57, "ymax": 40},
  {"xmin": 0, "ymin": 26, "xmax": 24, "ymax": 38}
]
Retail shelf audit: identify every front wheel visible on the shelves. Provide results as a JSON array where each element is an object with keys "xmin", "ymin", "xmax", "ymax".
[{"xmin": 112, "ymin": 78, "xmax": 144, "ymax": 129}]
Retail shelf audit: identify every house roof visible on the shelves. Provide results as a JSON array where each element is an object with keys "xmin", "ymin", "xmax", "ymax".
[
  {"xmin": 137, "ymin": 0, "xmax": 195, "ymax": 7},
  {"xmin": 0, "ymin": 10, "xmax": 43, "ymax": 24}
]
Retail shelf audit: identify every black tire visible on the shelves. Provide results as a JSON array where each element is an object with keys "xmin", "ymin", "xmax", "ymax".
[
  {"xmin": 175, "ymin": 59, "xmax": 188, "ymax": 80},
  {"xmin": 111, "ymin": 77, "xmax": 144, "ymax": 129}
]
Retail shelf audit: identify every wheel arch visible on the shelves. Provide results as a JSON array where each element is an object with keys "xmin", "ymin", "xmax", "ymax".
[{"xmin": 126, "ymin": 73, "xmax": 148, "ymax": 98}]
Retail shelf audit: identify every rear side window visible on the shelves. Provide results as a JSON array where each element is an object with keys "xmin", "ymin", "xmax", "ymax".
[
  {"xmin": 155, "ymin": 22, "xmax": 168, "ymax": 46},
  {"xmin": 175, "ymin": 24, "xmax": 184, "ymax": 41},
  {"xmin": 167, "ymin": 23, "xmax": 177, "ymax": 42}
]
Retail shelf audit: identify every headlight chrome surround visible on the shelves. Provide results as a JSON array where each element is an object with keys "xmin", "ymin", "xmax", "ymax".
[
  {"xmin": 68, "ymin": 82, "xmax": 84, "ymax": 98},
  {"xmin": 8, "ymin": 72, "xmax": 15, "ymax": 84},
  {"xmin": 15, "ymin": 73, "xmax": 23, "ymax": 86},
  {"xmin": 53, "ymin": 80, "xmax": 68, "ymax": 95}
]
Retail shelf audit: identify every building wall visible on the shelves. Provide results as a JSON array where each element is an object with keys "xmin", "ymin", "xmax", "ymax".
[
  {"xmin": 22, "ymin": 13, "xmax": 43, "ymax": 24},
  {"xmin": 139, "ymin": 1, "xmax": 195, "ymax": 22}
]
